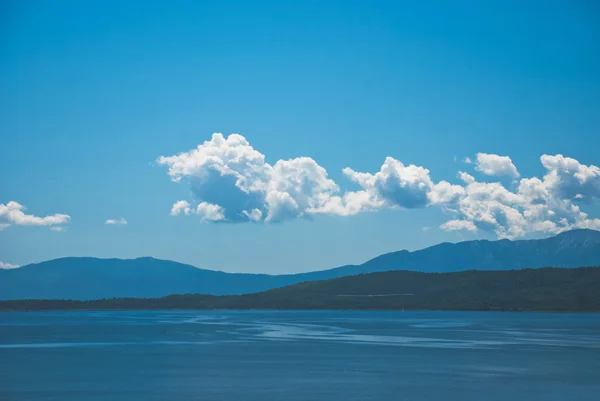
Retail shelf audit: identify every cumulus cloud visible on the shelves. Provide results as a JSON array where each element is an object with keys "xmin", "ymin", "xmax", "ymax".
[
  {"xmin": 169, "ymin": 200, "xmax": 226, "ymax": 222},
  {"xmin": 0, "ymin": 201, "xmax": 70, "ymax": 230},
  {"xmin": 170, "ymin": 200, "xmax": 191, "ymax": 216},
  {"xmin": 158, "ymin": 133, "xmax": 600, "ymax": 239},
  {"xmin": 341, "ymin": 158, "xmax": 464, "ymax": 212},
  {"xmin": 105, "ymin": 218, "xmax": 127, "ymax": 225},
  {"xmin": 159, "ymin": 134, "xmax": 466, "ymax": 222},
  {"xmin": 0, "ymin": 261, "xmax": 20, "ymax": 269},
  {"xmin": 540, "ymin": 154, "xmax": 600, "ymax": 202},
  {"xmin": 442, "ymin": 155, "xmax": 600, "ymax": 239},
  {"xmin": 475, "ymin": 153, "xmax": 519, "ymax": 178},
  {"xmin": 159, "ymin": 133, "xmax": 360, "ymax": 222},
  {"xmin": 196, "ymin": 202, "xmax": 225, "ymax": 222}
]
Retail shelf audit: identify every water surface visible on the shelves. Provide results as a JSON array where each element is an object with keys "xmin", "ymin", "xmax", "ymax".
[{"xmin": 1, "ymin": 311, "xmax": 599, "ymax": 400}]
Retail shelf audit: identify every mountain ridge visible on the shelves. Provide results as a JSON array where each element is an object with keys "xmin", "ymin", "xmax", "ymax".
[{"xmin": 1, "ymin": 229, "xmax": 599, "ymax": 300}]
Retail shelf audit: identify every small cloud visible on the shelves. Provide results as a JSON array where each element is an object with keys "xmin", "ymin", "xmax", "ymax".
[
  {"xmin": 170, "ymin": 200, "xmax": 191, "ymax": 216},
  {"xmin": 440, "ymin": 220, "xmax": 477, "ymax": 232},
  {"xmin": 464, "ymin": 157, "xmax": 472, "ymax": 164},
  {"xmin": 0, "ymin": 201, "xmax": 70, "ymax": 230},
  {"xmin": 453, "ymin": 155, "xmax": 457, "ymax": 162},
  {"xmin": 242, "ymin": 208, "xmax": 262, "ymax": 222},
  {"xmin": 105, "ymin": 218, "xmax": 128, "ymax": 225},
  {"xmin": 0, "ymin": 261, "xmax": 20, "ymax": 269},
  {"xmin": 458, "ymin": 171, "xmax": 475, "ymax": 184},
  {"xmin": 422, "ymin": 226, "xmax": 430, "ymax": 231},
  {"xmin": 50, "ymin": 226, "xmax": 66, "ymax": 232},
  {"xmin": 475, "ymin": 153, "xmax": 519, "ymax": 178},
  {"xmin": 196, "ymin": 202, "xmax": 225, "ymax": 222}
]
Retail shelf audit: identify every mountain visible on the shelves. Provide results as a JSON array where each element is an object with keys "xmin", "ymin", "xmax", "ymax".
[
  {"xmin": 0, "ymin": 257, "xmax": 303, "ymax": 300},
  {"xmin": 1, "ymin": 229, "xmax": 599, "ymax": 300},
  {"xmin": 332, "ymin": 228, "xmax": 600, "ymax": 275},
  {"xmin": 2, "ymin": 266, "xmax": 599, "ymax": 312}
]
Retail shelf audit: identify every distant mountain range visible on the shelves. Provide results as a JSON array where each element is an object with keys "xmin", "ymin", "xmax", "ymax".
[
  {"xmin": 2, "ymin": 266, "xmax": 599, "ymax": 312},
  {"xmin": 1, "ymin": 229, "xmax": 600, "ymax": 301}
]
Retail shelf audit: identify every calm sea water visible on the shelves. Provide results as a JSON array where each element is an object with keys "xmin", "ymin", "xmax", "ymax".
[{"xmin": 1, "ymin": 310, "xmax": 599, "ymax": 401}]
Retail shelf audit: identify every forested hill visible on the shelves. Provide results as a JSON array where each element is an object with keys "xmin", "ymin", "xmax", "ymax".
[{"xmin": 2, "ymin": 266, "xmax": 598, "ymax": 312}]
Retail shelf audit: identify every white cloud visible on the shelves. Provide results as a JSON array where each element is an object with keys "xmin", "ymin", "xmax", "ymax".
[
  {"xmin": 0, "ymin": 261, "xmax": 20, "ymax": 269},
  {"xmin": 105, "ymin": 218, "xmax": 127, "ymax": 225},
  {"xmin": 158, "ymin": 133, "xmax": 369, "ymax": 222},
  {"xmin": 475, "ymin": 153, "xmax": 519, "ymax": 178},
  {"xmin": 196, "ymin": 202, "xmax": 225, "ymax": 222},
  {"xmin": 158, "ymin": 134, "xmax": 600, "ymax": 239},
  {"xmin": 464, "ymin": 157, "xmax": 473, "ymax": 164},
  {"xmin": 458, "ymin": 171, "xmax": 475, "ymax": 185},
  {"xmin": 422, "ymin": 226, "xmax": 430, "ymax": 231},
  {"xmin": 0, "ymin": 201, "xmax": 70, "ymax": 229},
  {"xmin": 342, "ymin": 157, "xmax": 464, "ymax": 211},
  {"xmin": 540, "ymin": 154, "xmax": 600, "ymax": 202},
  {"xmin": 440, "ymin": 220, "xmax": 477, "ymax": 232},
  {"xmin": 242, "ymin": 208, "xmax": 262, "ymax": 222},
  {"xmin": 170, "ymin": 200, "xmax": 191, "ymax": 216},
  {"xmin": 440, "ymin": 155, "xmax": 600, "ymax": 239}
]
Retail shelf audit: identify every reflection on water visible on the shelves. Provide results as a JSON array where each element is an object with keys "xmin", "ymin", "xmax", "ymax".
[{"xmin": 1, "ymin": 310, "xmax": 599, "ymax": 401}]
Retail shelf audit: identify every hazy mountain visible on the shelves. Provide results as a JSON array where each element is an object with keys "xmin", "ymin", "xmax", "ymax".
[
  {"xmin": 1, "ymin": 229, "xmax": 599, "ymax": 300},
  {"xmin": 3, "ymin": 266, "xmax": 599, "ymax": 312}
]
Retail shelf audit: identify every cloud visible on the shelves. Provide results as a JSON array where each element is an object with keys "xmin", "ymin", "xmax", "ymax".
[
  {"xmin": 421, "ymin": 226, "xmax": 430, "ymax": 231},
  {"xmin": 159, "ymin": 133, "xmax": 355, "ymax": 222},
  {"xmin": 169, "ymin": 200, "xmax": 227, "ymax": 222},
  {"xmin": 0, "ymin": 261, "xmax": 20, "ymax": 269},
  {"xmin": 50, "ymin": 226, "xmax": 66, "ymax": 232},
  {"xmin": 105, "ymin": 218, "xmax": 127, "ymax": 225},
  {"xmin": 158, "ymin": 133, "xmax": 600, "ymax": 239},
  {"xmin": 170, "ymin": 200, "xmax": 191, "ymax": 216},
  {"xmin": 443, "ymin": 155, "xmax": 600, "ymax": 239},
  {"xmin": 458, "ymin": 172, "xmax": 476, "ymax": 185},
  {"xmin": 242, "ymin": 208, "xmax": 262, "ymax": 222},
  {"xmin": 341, "ymin": 157, "xmax": 464, "ymax": 211},
  {"xmin": 475, "ymin": 153, "xmax": 519, "ymax": 178},
  {"xmin": 540, "ymin": 154, "xmax": 600, "ymax": 202},
  {"xmin": 196, "ymin": 202, "xmax": 225, "ymax": 222},
  {"xmin": 0, "ymin": 201, "xmax": 70, "ymax": 230},
  {"xmin": 440, "ymin": 220, "xmax": 477, "ymax": 232}
]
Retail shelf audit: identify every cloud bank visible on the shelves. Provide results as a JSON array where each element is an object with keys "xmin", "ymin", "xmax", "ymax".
[
  {"xmin": 159, "ymin": 133, "xmax": 600, "ymax": 239},
  {"xmin": 0, "ymin": 201, "xmax": 70, "ymax": 230}
]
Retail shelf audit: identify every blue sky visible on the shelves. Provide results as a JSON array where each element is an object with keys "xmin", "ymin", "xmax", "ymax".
[{"xmin": 1, "ymin": 0, "xmax": 599, "ymax": 273}]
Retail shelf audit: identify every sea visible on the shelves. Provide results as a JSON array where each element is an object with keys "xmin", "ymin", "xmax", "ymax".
[{"xmin": 1, "ymin": 310, "xmax": 599, "ymax": 401}]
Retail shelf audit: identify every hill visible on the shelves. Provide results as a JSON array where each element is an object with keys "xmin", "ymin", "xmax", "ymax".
[
  {"xmin": 2, "ymin": 266, "xmax": 599, "ymax": 312},
  {"xmin": 1, "ymin": 229, "xmax": 599, "ymax": 300}
]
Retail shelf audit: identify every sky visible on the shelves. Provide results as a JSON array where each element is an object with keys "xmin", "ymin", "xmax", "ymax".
[{"xmin": 1, "ymin": 0, "xmax": 599, "ymax": 274}]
